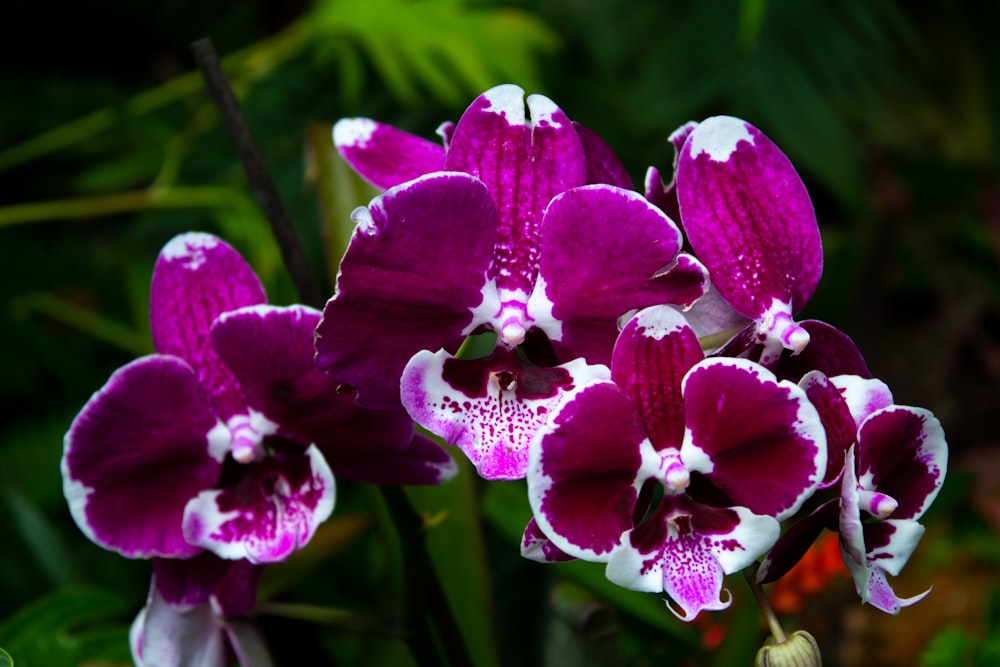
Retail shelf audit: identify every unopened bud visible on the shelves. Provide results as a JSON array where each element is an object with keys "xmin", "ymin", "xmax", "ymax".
[{"xmin": 755, "ymin": 630, "xmax": 822, "ymax": 667}]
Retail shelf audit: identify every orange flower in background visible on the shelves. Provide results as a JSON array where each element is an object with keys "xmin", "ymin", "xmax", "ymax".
[{"xmin": 769, "ymin": 531, "xmax": 848, "ymax": 615}]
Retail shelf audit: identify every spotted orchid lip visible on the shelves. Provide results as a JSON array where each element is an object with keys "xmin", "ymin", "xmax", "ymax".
[{"xmin": 526, "ymin": 305, "xmax": 827, "ymax": 620}]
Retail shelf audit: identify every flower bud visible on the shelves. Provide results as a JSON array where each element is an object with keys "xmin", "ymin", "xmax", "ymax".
[{"xmin": 755, "ymin": 630, "xmax": 822, "ymax": 667}]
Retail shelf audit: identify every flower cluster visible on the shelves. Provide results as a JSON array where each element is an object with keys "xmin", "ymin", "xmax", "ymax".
[
  {"xmin": 62, "ymin": 233, "xmax": 454, "ymax": 665},
  {"xmin": 323, "ymin": 86, "xmax": 947, "ymax": 620},
  {"xmin": 62, "ymin": 83, "xmax": 948, "ymax": 663}
]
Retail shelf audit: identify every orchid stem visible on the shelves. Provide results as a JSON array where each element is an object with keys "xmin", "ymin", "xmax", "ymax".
[
  {"xmin": 744, "ymin": 562, "xmax": 788, "ymax": 645},
  {"xmin": 190, "ymin": 37, "xmax": 470, "ymax": 667},
  {"xmin": 190, "ymin": 36, "xmax": 326, "ymax": 310}
]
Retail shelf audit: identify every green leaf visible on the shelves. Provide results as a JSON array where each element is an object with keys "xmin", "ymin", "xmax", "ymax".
[
  {"xmin": 0, "ymin": 647, "xmax": 11, "ymax": 667},
  {"xmin": 0, "ymin": 587, "xmax": 131, "ymax": 667},
  {"xmin": 406, "ymin": 455, "xmax": 502, "ymax": 667},
  {"xmin": 309, "ymin": 0, "xmax": 558, "ymax": 107}
]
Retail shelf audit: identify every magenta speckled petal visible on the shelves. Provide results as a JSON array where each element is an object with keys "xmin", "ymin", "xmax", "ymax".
[
  {"xmin": 857, "ymin": 406, "xmax": 947, "ymax": 521},
  {"xmin": 213, "ymin": 305, "xmax": 454, "ymax": 485},
  {"xmin": 573, "ymin": 122, "xmax": 633, "ymax": 189},
  {"xmin": 606, "ymin": 496, "xmax": 778, "ymax": 621},
  {"xmin": 333, "ymin": 118, "xmax": 445, "ymax": 189},
  {"xmin": 182, "ymin": 445, "xmax": 335, "ymax": 564},
  {"xmin": 520, "ymin": 518, "xmax": 576, "ymax": 563},
  {"xmin": 446, "ymin": 85, "xmax": 587, "ymax": 326},
  {"xmin": 681, "ymin": 358, "xmax": 826, "ymax": 520},
  {"xmin": 676, "ymin": 116, "xmax": 822, "ymax": 363},
  {"xmin": 527, "ymin": 381, "xmax": 644, "ymax": 560},
  {"xmin": 315, "ymin": 172, "xmax": 497, "ymax": 408},
  {"xmin": 62, "ymin": 355, "xmax": 225, "ymax": 559},
  {"xmin": 531, "ymin": 185, "xmax": 706, "ymax": 367},
  {"xmin": 150, "ymin": 233, "xmax": 266, "ymax": 416},
  {"xmin": 402, "ymin": 345, "xmax": 609, "ymax": 480},
  {"xmin": 611, "ymin": 306, "xmax": 704, "ymax": 452}
]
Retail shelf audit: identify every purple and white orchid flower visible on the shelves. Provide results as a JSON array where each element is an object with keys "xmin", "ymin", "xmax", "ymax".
[
  {"xmin": 315, "ymin": 84, "xmax": 707, "ymax": 480},
  {"xmin": 758, "ymin": 373, "xmax": 947, "ymax": 614},
  {"xmin": 647, "ymin": 117, "xmax": 824, "ymax": 366},
  {"xmin": 62, "ymin": 232, "xmax": 454, "ymax": 566},
  {"xmin": 525, "ymin": 305, "xmax": 826, "ymax": 619}
]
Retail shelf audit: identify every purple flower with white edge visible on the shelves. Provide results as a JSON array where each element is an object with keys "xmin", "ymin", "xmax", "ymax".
[
  {"xmin": 757, "ymin": 372, "xmax": 948, "ymax": 614},
  {"xmin": 669, "ymin": 116, "xmax": 823, "ymax": 366},
  {"xmin": 131, "ymin": 555, "xmax": 271, "ymax": 667},
  {"xmin": 526, "ymin": 305, "xmax": 826, "ymax": 619},
  {"xmin": 62, "ymin": 232, "xmax": 453, "ymax": 565},
  {"xmin": 317, "ymin": 85, "xmax": 707, "ymax": 479}
]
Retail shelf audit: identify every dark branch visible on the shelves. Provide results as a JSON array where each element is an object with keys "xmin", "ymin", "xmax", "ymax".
[{"xmin": 190, "ymin": 37, "xmax": 326, "ymax": 309}]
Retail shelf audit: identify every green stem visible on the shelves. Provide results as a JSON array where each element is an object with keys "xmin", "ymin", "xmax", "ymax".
[
  {"xmin": 12, "ymin": 292, "xmax": 152, "ymax": 356},
  {"xmin": 744, "ymin": 563, "xmax": 787, "ymax": 644},
  {"xmin": 189, "ymin": 37, "xmax": 472, "ymax": 667},
  {"xmin": 253, "ymin": 601, "xmax": 406, "ymax": 636},
  {"xmin": 0, "ymin": 186, "xmax": 240, "ymax": 228}
]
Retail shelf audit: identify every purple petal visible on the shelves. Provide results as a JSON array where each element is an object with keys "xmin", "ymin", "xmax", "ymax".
[
  {"xmin": 606, "ymin": 496, "xmax": 778, "ymax": 621},
  {"xmin": 182, "ymin": 445, "xmax": 335, "ymax": 563},
  {"xmin": 152, "ymin": 554, "xmax": 229, "ymax": 607},
  {"xmin": 857, "ymin": 406, "xmax": 947, "ymax": 521},
  {"xmin": 213, "ymin": 305, "xmax": 455, "ymax": 485},
  {"xmin": 643, "ymin": 122, "xmax": 697, "ymax": 222},
  {"xmin": 446, "ymin": 85, "xmax": 587, "ymax": 320},
  {"xmin": 520, "ymin": 518, "xmax": 576, "ymax": 563},
  {"xmin": 402, "ymin": 345, "xmax": 609, "ymax": 480},
  {"xmin": 333, "ymin": 118, "xmax": 446, "ymax": 190},
  {"xmin": 757, "ymin": 500, "xmax": 839, "ymax": 584},
  {"xmin": 62, "ymin": 355, "xmax": 225, "ymax": 558},
  {"xmin": 573, "ymin": 122, "xmax": 633, "ymax": 189},
  {"xmin": 315, "ymin": 172, "xmax": 498, "ymax": 408},
  {"xmin": 611, "ymin": 306, "xmax": 704, "ymax": 451},
  {"xmin": 532, "ymin": 185, "xmax": 706, "ymax": 366},
  {"xmin": 773, "ymin": 320, "xmax": 872, "ymax": 381},
  {"xmin": 528, "ymin": 381, "xmax": 645, "ymax": 559},
  {"xmin": 150, "ymin": 233, "xmax": 266, "ymax": 417},
  {"xmin": 681, "ymin": 358, "xmax": 826, "ymax": 520},
  {"xmin": 799, "ymin": 371, "xmax": 857, "ymax": 485},
  {"xmin": 832, "ymin": 375, "xmax": 894, "ymax": 427},
  {"xmin": 676, "ymin": 117, "xmax": 822, "ymax": 363}
]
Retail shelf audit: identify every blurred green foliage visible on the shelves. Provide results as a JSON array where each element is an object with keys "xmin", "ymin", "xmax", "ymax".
[{"xmin": 1, "ymin": 0, "xmax": 998, "ymax": 665}]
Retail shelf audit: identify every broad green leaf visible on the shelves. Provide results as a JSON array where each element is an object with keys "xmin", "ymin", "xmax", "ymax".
[
  {"xmin": 0, "ymin": 647, "xmax": 11, "ymax": 667},
  {"xmin": 0, "ymin": 587, "xmax": 131, "ymax": 667},
  {"xmin": 406, "ymin": 455, "xmax": 501, "ymax": 667}
]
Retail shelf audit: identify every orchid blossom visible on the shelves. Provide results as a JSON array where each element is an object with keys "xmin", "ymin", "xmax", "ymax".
[
  {"xmin": 525, "ymin": 306, "xmax": 826, "ymax": 619},
  {"xmin": 758, "ymin": 372, "xmax": 948, "ymax": 614},
  {"xmin": 62, "ymin": 232, "xmax": 454, "ymax": 566},
  {"xmin": 647, "ymin": 117, "xmax": 823, "ymax": 366},
  {"xmin": 316, "ymin": 84, "xmax": 707, "ymax": 479}
]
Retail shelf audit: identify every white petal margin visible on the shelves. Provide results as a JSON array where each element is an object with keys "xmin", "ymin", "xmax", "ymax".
[
  {"xmin": 182, "ymin": 445, "xmax": 335, "ymax": 564},
  {"xmin": 686, "ymin": 115, "xmax": 754, "ymax": 163},
  {"xmin": 402, "ymin": 349, "xmax": 611, "ymax": 480},
  {"xmin": 831, "ymin": 375, "xmax": 893, "ymax": 427}
]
